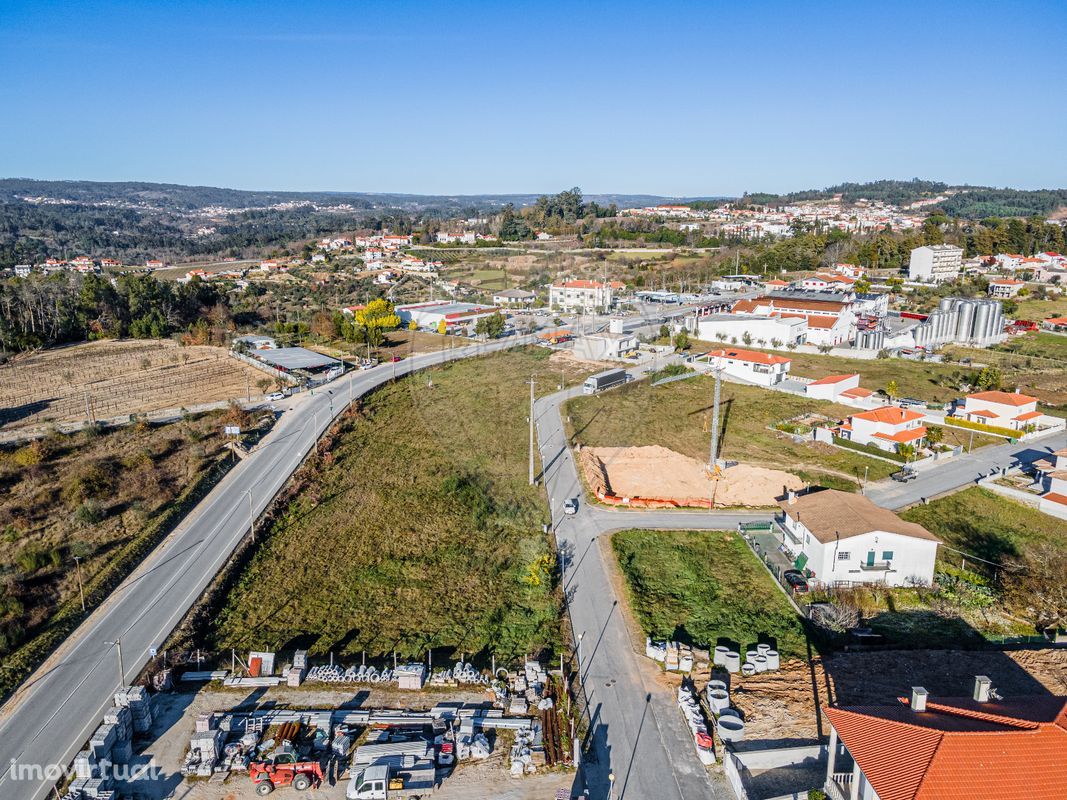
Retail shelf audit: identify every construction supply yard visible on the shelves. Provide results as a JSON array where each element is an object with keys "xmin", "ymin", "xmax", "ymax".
[
  {"xmin": 0, "ymin": 339, "xmax": 265, "ymax": 433},
  {"xmin": 581, "ymin": 445, "xmax": 804, "ymax": 508}
]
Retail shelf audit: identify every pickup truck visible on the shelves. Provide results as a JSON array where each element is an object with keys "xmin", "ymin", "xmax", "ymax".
[
  {"xmin": 891, "ymin": 468, "xmax": 917, "ymax": 483},
  {"xmin": 346, "ymin": 764, "xmax": 416, "ymax": 800}
]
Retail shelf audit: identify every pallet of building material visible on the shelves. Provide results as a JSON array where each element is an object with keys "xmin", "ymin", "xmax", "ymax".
[
  {"xmin": 195, "ymin": 713, "xmax": 217, "ymax": 733},
  {"xmin": 103, "ymin": 706, "xmax": 132, "ymax": 741},
  {"xmin": 80, "ymin": 777, "xmax": 113, "ymax": 798},
  {"xmin": 110, "ymin": 739, "xmax": 133, "ymax": 766},
  {"xmin": 73, "ymin": 749, "xmax": 98, "ymax": 780},
  {"xmin": 179, "ymin": 670, "xmax": 229, "ymax": 682}
]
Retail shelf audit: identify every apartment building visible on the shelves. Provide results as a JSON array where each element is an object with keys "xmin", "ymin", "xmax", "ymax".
[
  {"xmin": 908, "ymin": 244, "xmax": 964, "ymax": 283},
  {"xmin": 549, "ymin": 280, "xmax": 614, "ymax": 312}
]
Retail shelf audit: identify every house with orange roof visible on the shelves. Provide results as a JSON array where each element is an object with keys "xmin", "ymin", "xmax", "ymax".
[
  {"xmin": 805, "ymin": 373, "xmax": 871, "ymax": 402},
  {"xmin": 823, "ymin": 681, "xmax": 1067, "ymax": 800},
  {"xmin": 699, "ymin": 347, "xmax": 791, "ymax": 387},
  {"xmin": 987, "ymin": 277, "xmax": 1025, "ymax": 298},
  {"xmin": 840, "ymin": 406, "xmax": 926, "ymax": 454},
  {"xmin": 956, "ymin": 390, "xmax": 1041, "ymax": 432},
  {"xmin": 1033, "ymin": 447, "xmax": 1067, "ymax": 520}
]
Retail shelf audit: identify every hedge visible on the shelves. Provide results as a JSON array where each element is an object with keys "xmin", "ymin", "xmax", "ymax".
[
  {"xmin": 832, "ymin": 435, "xmax": 908, "ymax": 463},
  {"xmin": 0, "ymin": 455, "xmax": 234, "ymax": 701},
  {"xmin": 943, "ymin": 416, "xmax": 1019, "ymax": 439}
]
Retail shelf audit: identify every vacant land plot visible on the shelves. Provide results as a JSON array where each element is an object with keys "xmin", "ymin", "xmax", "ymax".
[
  {"xmin": 0, "ymin": 410, "xmax": 245, "ymax": 696},
  {"xmin": 566, "ymin": 376, "xmax": 900, "ymax": 491},
  {"xmin": 611, "ymin": 529, "xmax": 807, "ymax": 660},
  {"xmin": 902, "ymin": 487, "xmax": 1067, "ymax": 571},
  {"xmin": 210, "ymin": 348, "xmax": 593, "ymax": 665},
  {"xmin": 1013, "ymin": 295, "xmax": 1067, "ymax": 321},
  {"xmin": 0, "ymin": 339, "xmax": 263, "ymax": 430}
]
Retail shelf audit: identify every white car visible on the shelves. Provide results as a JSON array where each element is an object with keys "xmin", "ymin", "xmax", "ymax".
[
  {"xmin": 266, "ymin": 391, "xmax": 286, "ymax": 402},
  {"xmin": 563, "ymin": 498, "xmax": 579, "ymax": 515}
]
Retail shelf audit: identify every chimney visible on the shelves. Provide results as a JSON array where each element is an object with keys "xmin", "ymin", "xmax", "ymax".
[
  {"xmin": 911, "ymin": 687, "xmax": 928, "ymax": 713},
  {"xmin": 787, "ymin": 490, "xmax": 797, "ymax": 506},
  {"xmin": 973, "ymin": 675, "xmax": 992, "ymax": 703}
]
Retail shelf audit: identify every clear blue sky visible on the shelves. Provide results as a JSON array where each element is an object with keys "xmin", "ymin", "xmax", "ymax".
[{"xmin": 2, "ymin": 0, "xmax": 1065, "ymax": 196}]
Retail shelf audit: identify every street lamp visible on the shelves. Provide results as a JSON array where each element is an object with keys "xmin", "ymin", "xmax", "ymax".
[
  {"xmin": 608, "ymin": 772, "xmax": 616, "ymax": 800},
  {"xmin": 576, "ymin": 632, "xmax": 585, "ymax": 684},
  {"xmin": 103, "ymin": 639, "xmax": 124, "ymax": 688}
]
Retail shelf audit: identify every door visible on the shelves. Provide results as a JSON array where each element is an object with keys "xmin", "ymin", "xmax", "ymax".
[{"xmin": 866, "ymin": 550, "xmax": 876, "ymax": 567}]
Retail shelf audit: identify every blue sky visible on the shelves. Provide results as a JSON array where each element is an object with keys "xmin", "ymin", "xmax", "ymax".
[{"xmin": 1, "ymin": 0, "xmax": 1065, "ymax": 196}]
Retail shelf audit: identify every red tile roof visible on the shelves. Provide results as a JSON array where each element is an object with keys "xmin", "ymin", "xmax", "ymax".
[
  {"xmin": 1014, "ymin": 410, "xmax": 1043, "ymax": 421},
  {"xmin": 825, "ymin": 695, "xmax": 1067, "ymax": 800},
  {"xmin": 851, "ymin": 406, "xmax": 925, "ymax": 425},
  {"xmin": 873, "ymin": 426, "xmax": 927, "ymax": 444},
  {"xmin": 967, "ymin": 390, "xmax": 1038, "ymax": 407},
  {"xmin": 1042, "ymin": 492, "xmax": 1067, "ymax": 506},
  {"xmin": 706, "ymin": 348, "xmax": 791, "ymax": 366},
  {"xmin": 808, "ymin": 373, "xmax": 859, "ymax": 386},
  {"xmin": 841, "ymin": 387, "xmax": 874, "ymax": 399}
]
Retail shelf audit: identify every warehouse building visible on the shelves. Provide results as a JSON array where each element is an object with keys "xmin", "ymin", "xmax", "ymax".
[
  {"xmin": 247, "ymin": 347, "xmax": 344, "ymax": 385},
  {"xmin": 396, "ymin": 301, "xmax": 501, "ymax": 332}
]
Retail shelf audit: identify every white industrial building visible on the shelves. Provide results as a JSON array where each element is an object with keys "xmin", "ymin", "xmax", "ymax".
[
  {"xmin": 396, "ymin": 301, "xmax": 500, "ymax": 332},
  {"xmin": 908, "ymin": 244, "xmax": 964, "ymax": 283},
  {"xmin": 689, "ymin": 313, "xmax": 805, "ymax": 347},
  {"xmin": 491, "ymin": 288, "xmax": 537, "ymax": 307},
  {"xmin": 777, "ymin": 489, "xmax": 940, "ymax": 587}
]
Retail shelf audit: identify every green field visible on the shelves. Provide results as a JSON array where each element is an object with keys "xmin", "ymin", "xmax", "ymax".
[
  {"xmin": 211, "ymin": 348, "xmax": 592, "ymax": 664},
  {"xmin": 901, "ymin": 487, "xmax": 1067, "ymax": 571},
  {"xmin": 566, "ymin": 376, "xmax": 910, "ymax": 491},
  {"xmin": 1012, "ymin": 295, "xmax": 1067, "ymax": 322},
  {"xmin": 612, "ymin": 529, "xmax": 807, "ymax": 660}
]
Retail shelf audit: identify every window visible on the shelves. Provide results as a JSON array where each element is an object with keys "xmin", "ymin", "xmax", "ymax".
[
  {"xmin": 882, "ymin": 551, "xmax": 894, "ymax": 561},
  {"xmin": 837, "ymin": 551, "xmax": 850, "ymax": 561}
]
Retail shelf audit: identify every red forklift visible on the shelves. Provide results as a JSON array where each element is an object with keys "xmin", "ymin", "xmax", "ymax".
[{"xmin": 249, "ymin": 751, "xmax": 324, "ymax": 795}]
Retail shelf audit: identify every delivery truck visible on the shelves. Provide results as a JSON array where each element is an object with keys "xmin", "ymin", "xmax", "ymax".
[{"xmin": 583, "ymin": 368, "xmax": 631, "ymax": 394}]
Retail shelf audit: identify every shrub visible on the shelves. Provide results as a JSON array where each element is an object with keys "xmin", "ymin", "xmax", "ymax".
[
  {"xmin": 74, "ymin": 500, "xmax": 105, "ymax": 526},
  {"xmin": 943, "ymin": 416, "xmax": 1019, "ymax": 438}
]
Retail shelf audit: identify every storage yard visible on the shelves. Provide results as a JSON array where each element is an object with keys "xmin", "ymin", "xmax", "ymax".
[{"xmin": 0, "ymin": 339, "xmax": 264, "ymax": 432}]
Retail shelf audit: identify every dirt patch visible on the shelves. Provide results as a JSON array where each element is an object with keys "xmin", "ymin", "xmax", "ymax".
[
  {"xmin": 718, "ymin": 647, "xmax": 1067, "ymax": 741},
  {"xmin": 583, "ymin": 445, "xmax": 803, "ymax": 508}
]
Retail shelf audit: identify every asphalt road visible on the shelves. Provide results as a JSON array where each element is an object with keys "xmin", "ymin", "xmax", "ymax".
[
  {"xmin": 0, "ymin": 336, "xmax": 528, "ymax": 800},
  {"xmin": 535, "ymin": 378, "xmax": 760, "ymax": 800}
]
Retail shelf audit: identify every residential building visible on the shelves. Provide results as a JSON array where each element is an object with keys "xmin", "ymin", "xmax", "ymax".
[
  {"xmin": 840, "ymin": 406, "xmax": 926, "ymax": 454},
  {"xmin": 549, "ymin": 280, "xmax": 614, "ymax": 312},
  {"xmin": 800, "ymin": 273, "xmax": 857, "ymax": 292},
  {"xmin": 987, "ymin": 277, "xmax": 1025, "ymax": 298},
  {"xmin": 145, "ymin": 259, "xmax": 165, "ymax": 269},
  {"xmin": 697, "ymin": 347, "xmax": 791, "ymax": 387},
  {"xmin": 13, "ymin": 264, "xmax": 31, "ymax": 277},
  {"xmin": 1033, "ymin": 447, "xmax": 1067, "ymax": 520},
  {"xmin": 805, "ymin": 374, "xmax": 872, "ymax": 403},
  {"xmin": 777, "ymin": 489, "xmax": 940, "ymax": 587},
  {"xmin": 572, "ymin": 331, "xmax": 639, "ymax": 361},
  {"xmin": 492, "ymin": 289, "xmax": 536, "ymax": 308},
  {"xmin": 823, "ymin": 683, "xmax": 1067, "ymax": 800},
  {"xmin": 436, "ymin": 231, "xmax": 476, "ymax": 244},
  {"xmin": 691, "ymin": 313, "xmax": 805, "ymax": 347},
  {"xmin": 956, "ymin": 390, "xmax": 1042, "ymax": 431},
  {"xmin": 908, "ymin": 244, "xmax": 963, "ymax": 283},
  {"xmin": 995, "ymin": 253, "xmax": 1025, "ymax": 271}
]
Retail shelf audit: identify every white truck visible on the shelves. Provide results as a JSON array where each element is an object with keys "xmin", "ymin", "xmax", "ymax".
[{"xmin": 346, "ymin": 764, "xmax": 396, "ymax": 799}]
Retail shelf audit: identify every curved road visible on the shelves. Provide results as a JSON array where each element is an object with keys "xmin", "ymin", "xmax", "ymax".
[{"xmin": 0, "ymin": 336, "xmax": 529, "ymax": 800}]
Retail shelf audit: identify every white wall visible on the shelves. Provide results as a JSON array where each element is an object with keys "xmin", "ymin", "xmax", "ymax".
[
  {"xmin": 806, "ymin": 374, "xmax": 860, "ymax": 401},
  {"xmin": 695, "ymin": 314, "xmax": 805, "ymax": 346}
]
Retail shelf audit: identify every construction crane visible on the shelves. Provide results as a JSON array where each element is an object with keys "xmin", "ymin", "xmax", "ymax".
[{"xmin": 707, "ymin": 366, "xmax": 724, "ymax": 481}]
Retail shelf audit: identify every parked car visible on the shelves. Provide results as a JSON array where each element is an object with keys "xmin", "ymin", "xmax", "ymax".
[
  {"xmin": 563, "ymin": 498, "xmax": 579, "ymax": 515},
  {"xmin": 782, "ymin": 570, "xmax": 809, "ymax": 593},
  {"xmin": 891, "ymin": 468, "xmax": 917, "ymax": 483},
  {"xmin": 898, "ymin": 397, "xmax": 924, "ymax": 408},
  {"xmin": 358, "ymin": 359, "xmax": 378, "ymax": 370},
  {"xmin": 390, "ymin": 356, "xmax": 402, "ymax": 362},
  {"xmin": 266, "ymin": 391, "xmax": 286, "ymax": 402}
]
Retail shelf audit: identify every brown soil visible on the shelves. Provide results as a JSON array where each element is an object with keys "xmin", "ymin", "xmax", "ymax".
[
  {"xmin": 716, "ymin": 647, "xmax": 1067, "ymax": 741},
  {"xmin": 584, "ymin": 445, "xmax": 803, "ymax": 507}
]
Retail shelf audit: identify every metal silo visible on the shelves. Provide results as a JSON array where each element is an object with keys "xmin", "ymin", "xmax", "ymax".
[
  {"xmin": 972, "ymin": 301, "xmax": 991, "ymax": 345},
  {"xmin": 956, "ymin": 301, "xmax": 976, "ymax": 342}
]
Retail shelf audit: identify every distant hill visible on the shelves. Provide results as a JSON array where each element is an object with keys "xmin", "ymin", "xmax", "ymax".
[{"xmin": 742, "ymin": 178, "xmax": 1067, "ymax": 219}]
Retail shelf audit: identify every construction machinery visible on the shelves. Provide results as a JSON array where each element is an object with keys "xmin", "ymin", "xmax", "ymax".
[{"xmin": 249, "ymin": 752, "xmax": 324, "ymax": 795}]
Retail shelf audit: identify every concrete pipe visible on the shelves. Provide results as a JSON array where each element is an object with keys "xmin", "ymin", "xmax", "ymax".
[
  {"xmin": 707, "ymin": 679, "xmax": 728, "ymax": 694},
  {"xmin": 741, "ymin": 663, "xmax": 756, "ymax": 676},
  {"xmin": 724, "ymin": 652, "xmax": 741, "ymax": 673},
  {"xmin": 754, "ymin": 655, "xmax": 768, "ymax": 673},
  {"xmin": 756, "ymin": 643, "xmax": 771, "ymax": 655},
  {"xmin": 707, "ymin": 689, "xmax": 730, "ymax": 715},
  {"xmin": 713, "ymin": 646, "xmax": 730, "ymax": 666},
  {"xmin": 716, "ymin": 715, "xmax": 745, "ymax": 743},
  {"xmin": 766, "ymin": 650, "xmax": 780, "ymax": 670},
  {"xmin": 745, "ymin": 650, "xmax": 759, "ymax": 665}
]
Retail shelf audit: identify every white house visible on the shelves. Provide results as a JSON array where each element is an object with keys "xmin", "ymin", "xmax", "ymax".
[
  {"xmin": 698, "ymin": 347, "xmax": 791, "ymax": 386},
  {"xmin": 987, "ymin": 277, "xmax": 1025, "ymax": 298},
  {"xmin": 692, "ymin": 313, "xmax": 805, "ymax": 347},
  {"xmin": 840, "ymin": 406, "xmax": 926, "ymax": 454},
  {"xmin": 436, "ymin": 231, "xmax": 477, "ymax": 244},
  {"xmin": 804, "ymin": 374, "xmax": 872, "ymax": 402},
  {"xmin": 571, "ymin": 331, "xmax": 639, "ymax": 361},
  {"xmin": 800, "ymin": 273, "xmax": 857, "ymax": 292},
  {"xmin": 777, "ymin": 489, "xmax": 940, "ymax": 587},
  {"xmin": 908, "ymin": 244, "xmax": 963, "ymax": 283},
  {"xmin": 957, "ymin": 390, "xmax": 1042, "ymax": 431},
  {"xmin": 492, "ymin": 288, "xmax": 536, "ymax": 307},
  {"xmin": 549, "ymin": 280, "xmax": 614, "ymax": 312},
  {"xmin": 823, "ymin": 688, "xmax": 1067, "ymax": 800}
]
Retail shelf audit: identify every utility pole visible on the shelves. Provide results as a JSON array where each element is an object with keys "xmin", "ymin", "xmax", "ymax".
[
  {"xmin": 104, "ymin": 639, "xmax": 124, "ymax": 688},
  {"xmin": 73, "ymin": 556, "xmax": 85, "ymax": 611},
  {"xmin": 528, "ymin": 376, "xmax": 536, "ymax": 485}
]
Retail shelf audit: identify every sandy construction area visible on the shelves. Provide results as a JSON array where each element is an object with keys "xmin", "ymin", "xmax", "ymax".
[{"xmin": 585, "ymin": 445, "xmax": 803, "ymax": 508}]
